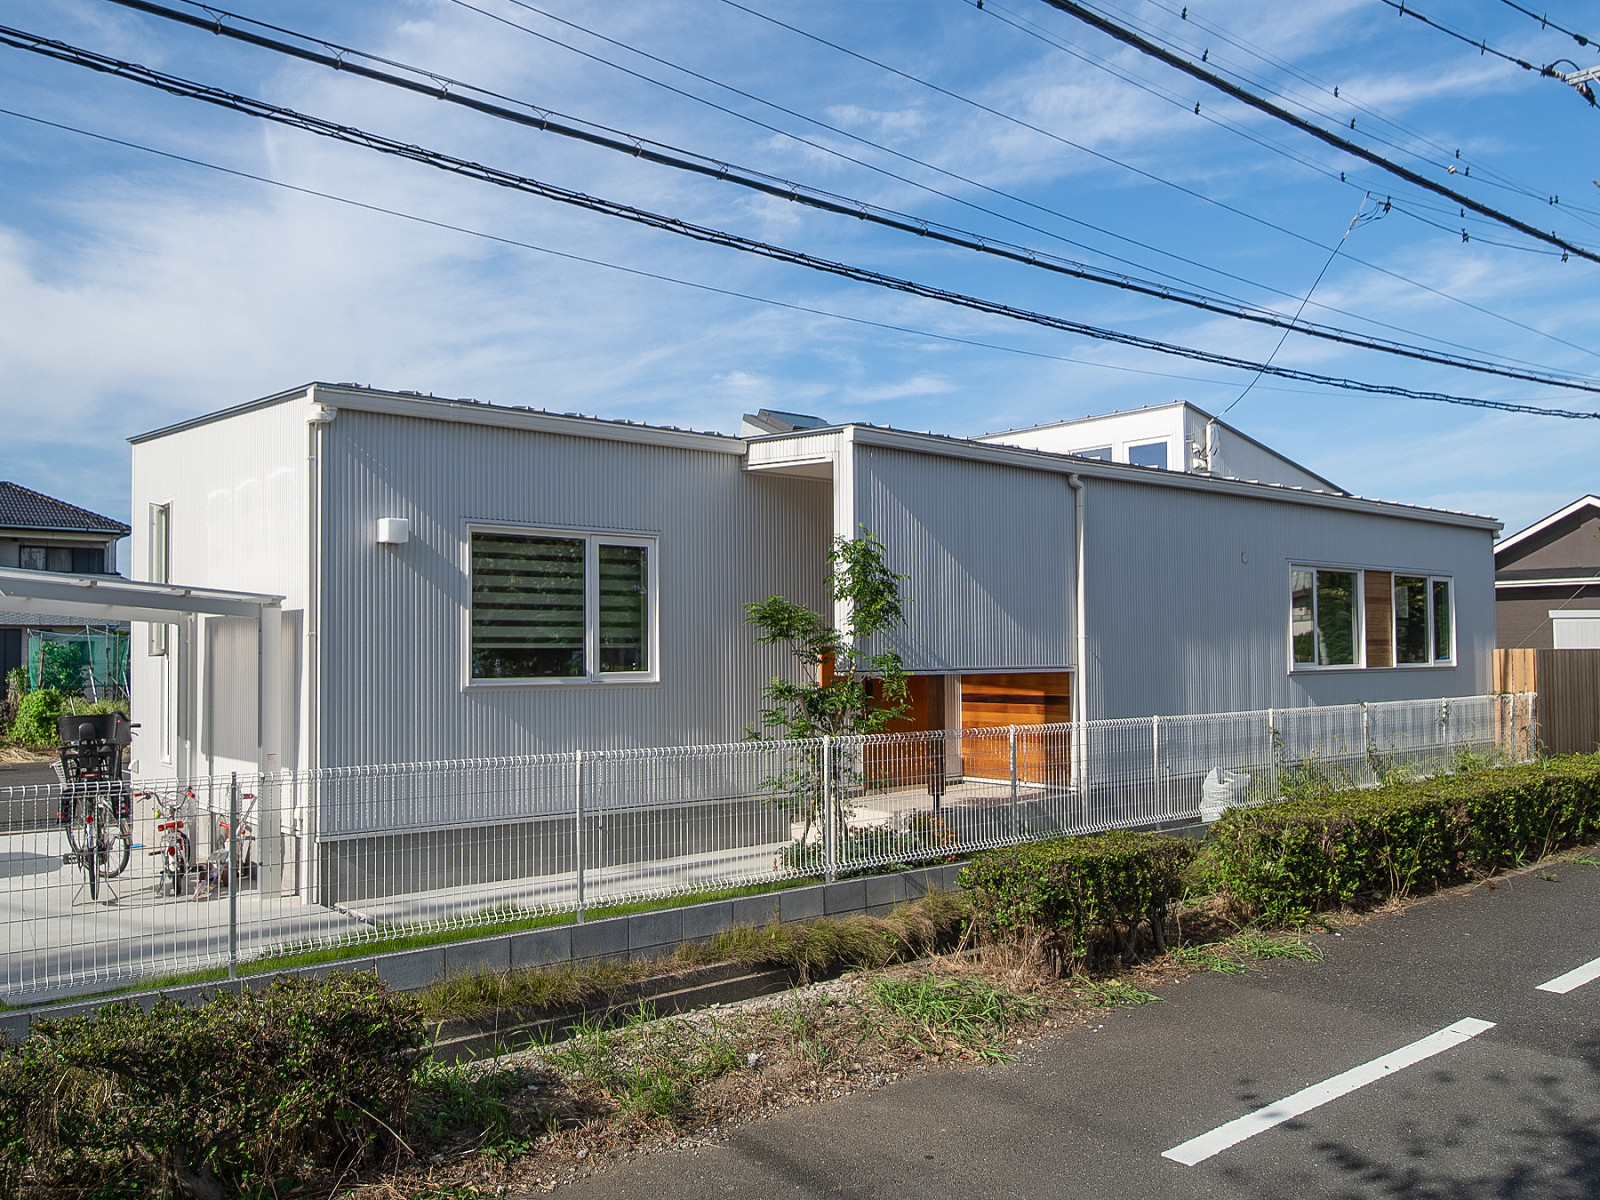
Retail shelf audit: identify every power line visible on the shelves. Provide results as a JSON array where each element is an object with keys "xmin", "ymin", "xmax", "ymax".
[
  {"xmin": 1006, "ymin": 0, "xmax": 1600, "ymax": 227},
  {"xmin": 0, "ymin": 103, "xmax": 1317, "ymax": 397},
  {"xmin": 1028, "ymin": 0, "xmax": 1600, "ymax": 262},
  {"xmin": 1379, "ymin": 0, "xmax": 1542, "ymax": 72},
  {"xmin": 966, "ymin": 0, "xmax": 1584, "ymax": 252},
  {"xmin": 695, "ymin": 0, "xmax": 1599, "ymax": 355},
  {"xmin": 4, "ymin": 24, "xmax": 1596, "ymax": 421},
  {"xmin": 96, "ymin": 0, "xmax": 1600, "ymax": 389},
  {"xmin": 1380, "ymin": 0, "xmax": 1600, "ymax": 107},
  {"xmin": 1494, "ymin": 0, "xmax": 1600, "ymax": 52}
]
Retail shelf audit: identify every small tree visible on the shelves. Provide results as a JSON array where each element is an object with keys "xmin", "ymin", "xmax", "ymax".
[{"xmin": 744, "ymin": 529, "xmax": 910, "ymax": 853}]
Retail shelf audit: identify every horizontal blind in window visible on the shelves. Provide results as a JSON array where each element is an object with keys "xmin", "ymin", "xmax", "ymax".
[
  {"xmin": 471, "ymin": 533, "xmax": 585, "ymax": 678},
  {"xmin": 597, "ymin": 544, "xmax": 649, "ymax": 673}
]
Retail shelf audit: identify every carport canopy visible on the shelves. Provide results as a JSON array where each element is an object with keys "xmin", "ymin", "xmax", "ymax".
[{"xmin": 0, "ymin": 567, "xmax": 283, "ymax": 776}]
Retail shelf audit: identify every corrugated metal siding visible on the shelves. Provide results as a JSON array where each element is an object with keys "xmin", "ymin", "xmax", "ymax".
[
  {"xmin": 318, "ymin": 411, "xmax": 830, "ymax": 766},
  {"xmin": 744, "ymin": 431, "xmax": 840, "ymax": 468},
  {"xmin": 851, "ymin": 444, "xmax": 1073, "ymax": 672},
  {"xmin": 1081, "ymin": 477, "xmax": 1495, "ymax": 720}
]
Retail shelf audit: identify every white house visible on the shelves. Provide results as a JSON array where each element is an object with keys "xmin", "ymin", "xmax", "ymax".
[
  {"xmin": 982, "ymin": 400, "xmax": 1343, "ymax": 492},
  {"xmin": 126, "ymin": 383, "xmax": 1498, "ymax": 779}
]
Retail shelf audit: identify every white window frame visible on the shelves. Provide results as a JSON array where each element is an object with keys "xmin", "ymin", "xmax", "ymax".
[
  {"xmin": 1125, "ymin": 439, "xmax": 1171, "ymax": 470},
  {"xmin": 1391, "ymin": 573, "xmax": 1455, "ymax": 668},
  {"xmin": 148, "ymin": 502, "xmax": 171, "ymax": 656},
  {"xmin": 463, "ymin": 523, "xmax": 660, "ymax": 688},
  {"xmin": 1289, "ymin": 564, "xmax": 1366, "ymax": 672}
]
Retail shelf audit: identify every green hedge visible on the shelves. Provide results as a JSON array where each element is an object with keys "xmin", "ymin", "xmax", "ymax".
[
  {"xmin": 958, "ymin": 831, "xmax": 1197, "ymax": 965},
  {"xmin": 1207, "ymin": 754, "xmax": 1600, "ymax": 925},
  {"xmin": 0, "ymin": 971, "xmax": 424, "ymax": 1199}
]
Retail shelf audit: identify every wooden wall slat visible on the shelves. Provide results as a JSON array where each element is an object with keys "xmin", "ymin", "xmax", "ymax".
[
  {"xmin": 1365, "ymin": 570, "xmax": 1394, "ymax": 669},
  {"xmin": 960, "ymin": 672, "xmax": 1071, "ymax": 781}
]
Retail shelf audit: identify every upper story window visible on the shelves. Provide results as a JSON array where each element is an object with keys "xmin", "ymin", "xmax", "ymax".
[
  {"xmin": 1127, "ymin": 440, "xmax": 1168, "ymax": 469},
  {"xmin": 19, "ymin": 545, "xmax": 104, "ymax": 574},
  {"xmin": 1291, "ymin": 567, "xmax": 1360, "ymax": 667},
  {"xmin": 470, "ymin": 528, "xmax": 656, "ymax": 683},
  {"xmin": 1078, "ymin": 446, "xmax": 1113, "ymax": 461},
  {"xmin": 1394, "ymin": 575, "xmax": 1453, "ymax": 665}
]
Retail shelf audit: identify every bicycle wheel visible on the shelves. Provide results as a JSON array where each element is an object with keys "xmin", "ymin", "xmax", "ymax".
[{"xmin": 97, "ymin": 801, "xmax": 131, "ymax": 879}]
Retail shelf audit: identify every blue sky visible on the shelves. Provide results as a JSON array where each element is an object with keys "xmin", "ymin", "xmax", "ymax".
[{"xmin": 1, "ymin": 0, "xmax": 1598, "ymax": 537}]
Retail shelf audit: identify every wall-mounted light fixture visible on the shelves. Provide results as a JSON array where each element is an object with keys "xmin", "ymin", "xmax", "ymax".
[{"xmin": 376, "ymin": 517, "xmax": 410, "ymax": 545}]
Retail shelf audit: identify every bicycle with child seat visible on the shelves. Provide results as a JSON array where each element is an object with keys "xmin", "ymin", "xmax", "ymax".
[{"xmin": 57, "ymin": 712, "xmax": 138, "ymax": 902}]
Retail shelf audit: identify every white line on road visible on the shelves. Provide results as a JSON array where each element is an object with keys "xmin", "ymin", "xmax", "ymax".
[
  {"xmin": 1162, "ymin": 1017, "xmax": 1496, "ymax": 1167},
  {"xmin": 1536, "ymin": 954, "xmax": 1600, "ymax": 994}
]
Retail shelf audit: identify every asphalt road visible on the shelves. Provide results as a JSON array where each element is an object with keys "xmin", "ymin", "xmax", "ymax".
[{"xmin": 558, "ymin": 861, "xmax": 1600, "ymax": 1199}]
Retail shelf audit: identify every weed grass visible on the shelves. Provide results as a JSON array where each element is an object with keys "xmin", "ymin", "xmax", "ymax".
[{"xmin": 869, "ymin": 973, "xmax": 1041, "ymax": 1063}]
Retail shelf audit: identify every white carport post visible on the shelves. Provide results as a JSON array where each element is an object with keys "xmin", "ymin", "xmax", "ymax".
[{"xmin": 0, "ymin": 568, "xmax": 287, "ymax": 888}]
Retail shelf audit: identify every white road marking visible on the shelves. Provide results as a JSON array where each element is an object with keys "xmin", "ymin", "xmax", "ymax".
[
  {"xmin": 1536, "ymin": 954, "xmax": 1600, "ymax": 994},
  {"xmin": 1162, "ymin": 1018, "xmax": 1496, "ymax": 1167}
]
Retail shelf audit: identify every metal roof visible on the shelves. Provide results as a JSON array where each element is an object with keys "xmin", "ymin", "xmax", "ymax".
[{"xmin": 0, "ymin": 483, "xmax": 129, "ymax": 536}]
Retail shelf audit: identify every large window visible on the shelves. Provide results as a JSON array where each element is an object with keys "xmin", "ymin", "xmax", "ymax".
[
  {"xmin": 1291, "ymin": 567, "xmax": 1361, "ymax": 667},
  {"xmin": 1394, "ymin": 575, "xmax": 1453, "ymax": 665},
  {"xmin": 470, "ymin": 529, "xmax": 655, "ymax": 682}
]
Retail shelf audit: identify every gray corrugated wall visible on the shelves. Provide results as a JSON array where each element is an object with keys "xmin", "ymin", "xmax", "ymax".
[
  {"xmin": 1081, "ymin": 477, "xmax": 1496, "ymax": 720},
  {"xmin": 318, "ymin": 412, "xmax": 831, "ymax": 766},
  {"xmin": 852, "ymin": 445, "xmax": 1074, "ymax": 672}
]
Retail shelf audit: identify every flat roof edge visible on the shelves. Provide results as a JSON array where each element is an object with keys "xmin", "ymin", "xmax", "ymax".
[{"xmin": 130, "ymin": 384, "xmax": 745, "ymax": 454}]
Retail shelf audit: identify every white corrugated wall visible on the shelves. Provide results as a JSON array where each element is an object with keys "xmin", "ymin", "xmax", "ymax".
[
  {"xmin": 317, "ymin": 410, "xmax": 831, "ymax": 766},
  {"xmin": 850, "ymin": 444, "xmax": 1074, "ymax": 673},
  {"xmin": 1080, "ymin": 476, "xmax": 1496, "ymax": 720}
]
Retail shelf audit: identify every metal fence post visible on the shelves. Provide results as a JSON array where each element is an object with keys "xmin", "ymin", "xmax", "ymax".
[
  {"xmin": 1266, "ymin": 707, "xmax": 1277, "ymax": 798},
  {"xmin": 822, "ymin": 736, "xmax": 837, "ymax": 884},
  {"xmin": 227, "ymin": 772, "xmax": 239, "ymax": 981},
  {"xmin": 1008, "ymin": 724, "xmax": 1019, "ymax": 839},
  {"xmin": 574, "ymin": 749, "xmax": 586, "ymax": 923},
  {"xmin": 1151, "ymin": 713, "xmax": 1161, "ymax": 814}
]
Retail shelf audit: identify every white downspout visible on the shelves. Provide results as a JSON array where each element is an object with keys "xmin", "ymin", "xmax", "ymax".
[
  {"xmin": 304, "ymin": 389, "xmax": 336, "ymax": 902},
  {"xmin": 1067, "ymin": 473, "xmax": 1087, "ymax": 791}
]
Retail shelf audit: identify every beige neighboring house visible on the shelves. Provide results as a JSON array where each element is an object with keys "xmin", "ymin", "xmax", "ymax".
[
  {"xmin": 1495, "ymin": 495, "xmax": 1600, "ymax": 648},
  {"xmin": 0, "ymin": 482, "xmax": 130, "ymax": 681}
]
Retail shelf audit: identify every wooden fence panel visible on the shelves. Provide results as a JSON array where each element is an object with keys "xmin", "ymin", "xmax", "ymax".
[{"xmin": 1494, "ymin": 647, "xmax": 1600, "ymax": 755}]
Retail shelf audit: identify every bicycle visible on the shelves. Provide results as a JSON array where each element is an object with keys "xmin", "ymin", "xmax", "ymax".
[
  {"xmin": 144, "ymin": 786, "xmax": 196, "ymax": 898},
  {"xmin": 56, "ymin": 712, "xmax": 137, "ymax": 902},
  {"xmin": 194, "ymin": 793, "xmax": 257, "ymax": 901}
]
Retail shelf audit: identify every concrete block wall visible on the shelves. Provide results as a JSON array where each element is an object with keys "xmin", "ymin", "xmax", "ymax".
[{"xmin": 0, "ymin": 862, "xmax": 967, "ymax": 1041}]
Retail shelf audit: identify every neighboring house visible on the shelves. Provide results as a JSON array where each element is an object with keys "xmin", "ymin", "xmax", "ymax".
[
  {"xmin": 981, "ymin": 400, "xmax": 1345, "ymax": 492},
  {"xmin": 1494, "ymin": 495, "xmax": 1600, "ymax": 648},
  {"xmin": 127, "ymin": 383, "xmax": 1496, "ymax": 778},
  {"xmin": 0, "ymin": 482, "xmax": 130, "ymax": 681}
]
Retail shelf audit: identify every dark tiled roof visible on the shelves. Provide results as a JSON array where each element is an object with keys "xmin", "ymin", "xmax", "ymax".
[{"xmin": 0, "ymin": 483, "xmax": 130, "ymax": 535}]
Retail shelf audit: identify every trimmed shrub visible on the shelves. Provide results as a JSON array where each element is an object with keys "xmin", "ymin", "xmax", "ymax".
[
  {"xmin": 1208, "ymin": 754, "xmax": 1600, "ymax": 925},
  {"xmin": 958, "ymin": 831, "xmax": 1198, "ymax": 966},
  {"xmin": 0, "ymin": 971, "xmax": 425, "ymax": 1199}
]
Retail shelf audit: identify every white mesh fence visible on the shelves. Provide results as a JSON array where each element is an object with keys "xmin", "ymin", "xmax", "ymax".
[{"xmin": 0, "ymin": 692, "xmax": 1535, "ymax": 1001}]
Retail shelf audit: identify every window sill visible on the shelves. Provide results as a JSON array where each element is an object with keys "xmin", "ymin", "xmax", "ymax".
[
  {"xmin": 465, "ymin": 676, "xmax": 661, "ymax": 690},
  {"xmin": 1290, "ymin": 663, "xmax": 1457, "ymax": 674}
]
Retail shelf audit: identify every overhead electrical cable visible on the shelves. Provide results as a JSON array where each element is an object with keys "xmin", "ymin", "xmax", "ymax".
[
  {"xmin": 1377, "ymin": 0, "xmax": 1599, "ymax": 106},
  {"xmin": 981, "ymin": 0, "xmax": 1600, "ymax": 230},
  {"xmin": 455, "ymin": 0, "xmax": 1350, "ymax": 310},
  {"xmin": 3, "ymin": 25, "xmax": 1596, "ymax": 420},
  {"xmin": 1493, "ymin": 0, "xmax": 1600, "ymax": 52},
  {"xmin": 94, "ymin": 0, "xmax": 1597, "ymax": 383},
  {"xmin": 1, "ymin": 104, "xmax": 1317, "ymax": 397},
  {"xmin": 963, "ymin": 0, "xmax": 1585, "ymax": 250},
  {"xmin": 1220, "ymin": 198, "xmax": 1375, "ymax": 419},
  {"xmin": 460, "ymin": 1, "xmax": 1595, "ymax": 361},
  {"xmin": 694, "ymin": 0, "xmax": 1599, "ymax": 355},
  {"xmin": 1024, "ymin": 0, "xmax": 1600, "ymax": 261}
]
